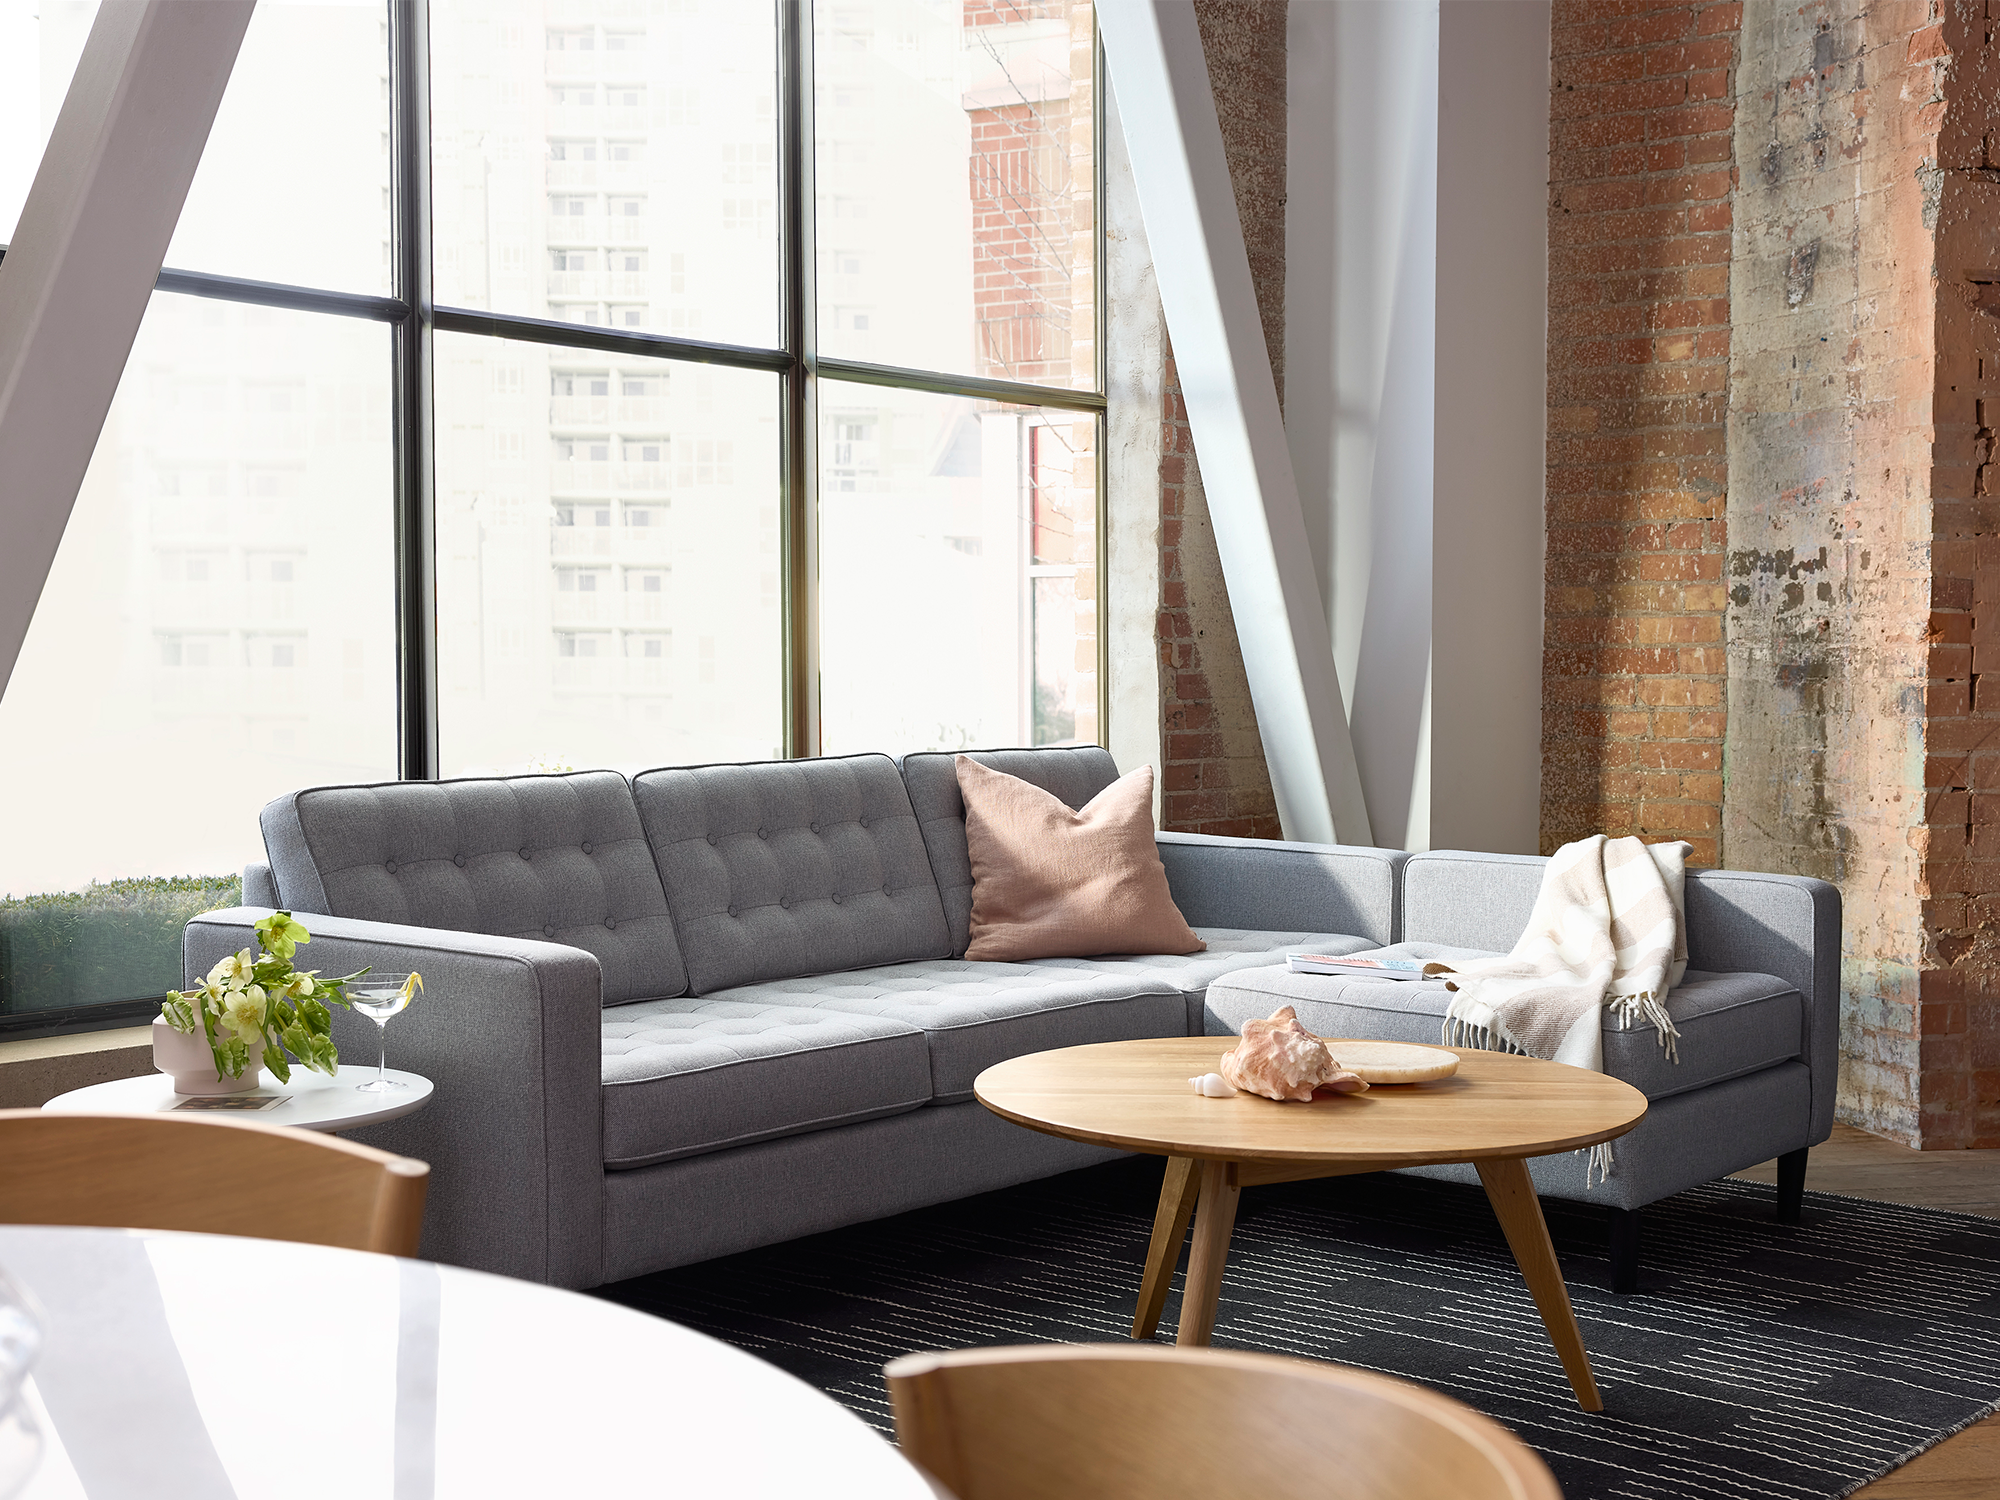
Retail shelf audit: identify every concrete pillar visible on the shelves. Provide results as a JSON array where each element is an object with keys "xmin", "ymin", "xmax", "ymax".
[{"xmin": 1727, "ymin": 0, "xmax": 2000, "ymax": 1147}]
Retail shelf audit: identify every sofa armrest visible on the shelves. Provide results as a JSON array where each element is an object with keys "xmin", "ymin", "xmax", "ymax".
[
  {"xmin": 1682, "ymin": 871, "xmax": 1843, "ymax": 1145},
  {"xmin": 1155, "ymin": 832, "xmax": 1405, "ymax": 945},
  {"xmin": 241, "ymin": 863, "xmax": 279, "ymax": 908},
  {"xmin": 184, "ymin": 907, "xmax": 607, "ymax": 1289}
]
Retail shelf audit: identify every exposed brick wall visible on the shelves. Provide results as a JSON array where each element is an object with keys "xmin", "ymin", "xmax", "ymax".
[
  {"xmin": 1156, "ymin": 0, "xmax": 1287, "ymax": 837},
  {"xmin": 963, "ymin": 0, "xmax": 1080, "ymax": 384},
  {"xmin": 1541, "ymin": 0, "xmax": 1739, "ymax": 868},
  {"xmin": 1911, "ymin": 2, "xmax": 2000, "ymax": 1147}
]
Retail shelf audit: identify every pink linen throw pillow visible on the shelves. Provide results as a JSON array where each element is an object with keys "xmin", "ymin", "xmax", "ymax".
[{"xmin": 956, "ymin": 756, "xmax": 1205, "ymax": 962}]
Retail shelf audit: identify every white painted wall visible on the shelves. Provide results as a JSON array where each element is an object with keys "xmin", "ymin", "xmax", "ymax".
[
  {"xmin": 1432, "ymin": 0, "xmax": 1550, "ymax": 856},
  {"xmin": 1103, "ymin": 76, "xmax": 1167, "ymax": 818},
  {"xmin": 1285, "ymin": 0, "xmax": 1548, "ymax": 854}
]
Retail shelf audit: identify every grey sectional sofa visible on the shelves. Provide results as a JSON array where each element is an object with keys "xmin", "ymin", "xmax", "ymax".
[
  {"xmin": 188, "ymin": 747, "xmax": 1395, "ymax": 1289},
  {"xmin": 183, "ymin": 745, "xmax": 1838, "ymax": 1296}
]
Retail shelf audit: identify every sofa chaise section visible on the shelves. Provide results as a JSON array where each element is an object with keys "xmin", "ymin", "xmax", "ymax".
[{"xmin": 1202, "ymin": 846, "xmax": 1840, "ymax": 1289}]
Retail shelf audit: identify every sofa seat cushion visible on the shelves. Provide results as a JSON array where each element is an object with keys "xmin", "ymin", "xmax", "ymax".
[
  {"xmin": 600, "ymin": 999, "xmax": 931, "ymax": 1170},
  {"xmin": 1039, "ymin": 928, "xmax": 1375, "ymax": 1033},
  {"xmin": 701, "ymin": 960, "xmax": 1186, "ymax": 1104},
  {"xmin": 1203, "ymin": 949, "xmax": 1803, "ymax": 1101},
  {"xmin": 1045, "ymin": 928, "xmax": 1373, "ymax": 992}
]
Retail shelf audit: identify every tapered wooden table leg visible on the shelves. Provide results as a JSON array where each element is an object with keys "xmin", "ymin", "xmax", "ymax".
[
  {"xmin": 1132, "ymin": 1155, "xmax": 1202, "ymax": 1339},
  {"xmin": 1476, "ymin": 1156, "xmax": 1603, "ymax": 1411},
  {"xmin": 1175, "ymin": 1159, "xmax": 1241, "ymax": 1347}
]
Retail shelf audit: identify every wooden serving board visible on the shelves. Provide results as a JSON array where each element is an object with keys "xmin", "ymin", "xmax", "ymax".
[{"xmin": 1320, "ymin": 1040, "xmax": 1460, "ymax": 1085}]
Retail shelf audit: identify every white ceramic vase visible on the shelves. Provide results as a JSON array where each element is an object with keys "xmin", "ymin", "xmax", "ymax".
[{"xmin": 151, "ymin": 1017, "xmax": 260, "ymax": 1097}]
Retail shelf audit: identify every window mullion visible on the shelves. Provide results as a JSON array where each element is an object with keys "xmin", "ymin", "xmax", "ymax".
[
  {"xmin": 779, "ymin": 0, "xmax": 819, "ymax": 758},
  {"xmin": 391, "ymin": 0, "xmax": 438, "ymax": 780}
]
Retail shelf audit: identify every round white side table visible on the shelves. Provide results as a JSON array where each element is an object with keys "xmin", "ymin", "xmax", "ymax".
[{"xmin": 43, "ymin": 1065, "xmax": 433, "ymax": 1133}]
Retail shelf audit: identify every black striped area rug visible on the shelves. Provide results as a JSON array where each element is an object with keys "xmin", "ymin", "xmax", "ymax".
[{"xmin": 599, "ymin": 1160, "xmax": 2000, "ymax": 1499}]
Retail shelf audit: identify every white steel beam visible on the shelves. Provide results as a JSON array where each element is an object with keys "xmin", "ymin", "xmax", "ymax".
[
  {"xmin": 0, "ymin": 0, "xmax": 257, "ymax": 697},
  {"xmin": 1097, "ymin": 0, "xmax": 1372, "ymax": 846}
]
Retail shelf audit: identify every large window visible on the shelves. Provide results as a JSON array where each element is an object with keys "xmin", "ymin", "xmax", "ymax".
[{"xmin": 0, "ymin": 0, "xmax": 1103, "ymax": 1033}]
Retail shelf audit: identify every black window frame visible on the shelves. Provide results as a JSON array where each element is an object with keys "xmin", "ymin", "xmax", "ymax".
[{"xmin": 0, "ymin": 0, "xmax": 1107, "ymax": 1037}]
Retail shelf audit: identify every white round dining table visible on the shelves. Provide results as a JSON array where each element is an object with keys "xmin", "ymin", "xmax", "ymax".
[{"xmin": 0, "ymin": 1225, "xmax": 937, "ymax": 1500}]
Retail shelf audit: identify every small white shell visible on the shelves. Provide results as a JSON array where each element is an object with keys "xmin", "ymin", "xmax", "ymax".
[{"xmin": 1189, "ymin": 1072, "xmax": 1238, "ymax": 1098}]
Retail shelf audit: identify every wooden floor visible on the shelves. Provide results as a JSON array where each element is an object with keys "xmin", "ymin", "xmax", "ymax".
[{"xmin": 1731, "ymin": 1126, "xmax": 2000, "ymax": 1497}]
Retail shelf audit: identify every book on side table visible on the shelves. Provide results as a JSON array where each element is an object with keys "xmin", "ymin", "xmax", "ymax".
[{"xmin": 1287, "ymin": 953, "xmax": 1442, "ymax": 981}]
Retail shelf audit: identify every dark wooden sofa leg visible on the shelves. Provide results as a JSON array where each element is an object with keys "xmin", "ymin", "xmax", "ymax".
[
  {"xmin": 1609, "ymin": 1208, "xmax": 1640, "ymax": 1294},
  {"xmin": 1776, "ymin": 1147, "xmax": 1808, "ymax": 1224}
]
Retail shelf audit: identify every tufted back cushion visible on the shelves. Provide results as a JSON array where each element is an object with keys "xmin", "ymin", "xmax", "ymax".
[
  {"xmin": 260, "ymin": 772, "xmax": 686, "ymax": 1005},
  {"xmin": 899, "ymin": 745, "xmax": 1122, "ymax": 956},
  {"xmin": 630, "ymin": 754, "xmax": 953, "ymax": 994}
]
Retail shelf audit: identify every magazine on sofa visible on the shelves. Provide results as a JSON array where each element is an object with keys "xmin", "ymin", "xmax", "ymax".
[{"xmin": 1287, "ymin": 953, "xmax": 1437, "ymax": 981}]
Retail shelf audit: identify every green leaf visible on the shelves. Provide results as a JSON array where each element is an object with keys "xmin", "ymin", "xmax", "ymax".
[
  {"xmin": 281, "ymin": 1021, "xmax": 339, "ymax": 1077},
  {"xmin": 213, "ymin": 1035, "xmax": 250, "ymax": 1079},
  {"xmin": 262, "ymin": 1040, "xmax": 291, "ymax": 1085}
]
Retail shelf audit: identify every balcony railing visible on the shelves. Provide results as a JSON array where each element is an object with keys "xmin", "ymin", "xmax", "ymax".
[
  {"xmin": 553, "ymin": 658, "xmax": 620, "ymax": 690},
  {"xmin": 246, "ymin": 668, "xmax": 306, "ymax": 705},
  {"xmin": 550, "ymin": 526, "xmax": 618, "ymax": 558},
  {"xmin": 545, "ymin": 52, "xmax": 598, "ymax": 81},
  {"xmin": 627, "ymin": 657, "xmax": 670, "ymax": 690},
  {"xmin": 550, "ymin": 395, "xmax": 610, "ymax": 425},
  {"xmin": 548, "ymin": 0, "xmax": 645, "ymax": 17},
  {"xmin": 550, "ymin": 657, "xmax": 672, "ymax": 692},
  {"xmin": 546, "ymin": 213, "xmax": 608, "ymax": 245},
  {"xmin": 244, "ymin": 584, "xmax": 300, "ymax": 621},
  {"xmin": 624, "ymin": 592, "xmax": 670, "ymax": 625},
  {"xmin": 151, "ymin": 587, "xmax": 229, "ymax": 627},
  {"xmin": 614, "ymin": 397, "xmax": 666, "ymax": 425},
  {"xmin": 547, "ymin": 214, "xmax": 653, "ymax": 247},
  {"xmin": 616, "ymin": 462, "xmax": 671, "ymax": 492},
  {"xmin": 606, "ymin": 272, "xmax": 648, "ymax": 298},
  {"xmin": 551, "ymin": 593, "xmax": 615, "ymax": 625},
  {"xmin": 545, "ymin": 106, "xmax": 602, "ymax": 136},
  {"xmin": 549, "ymin": 460, "xmax": 613, "ymax": 493}
]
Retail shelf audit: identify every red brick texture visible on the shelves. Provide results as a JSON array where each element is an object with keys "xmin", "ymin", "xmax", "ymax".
[
  {"xmin": 1541, "ymin": 0, "xmax": 1739, "ymax": 868},
  {"xmin": 1156, "ymin": 0, "xmax": 1287, "ymax": 838},
  {"xmin": 1159, "ymin": 345, "xmax": 1284, "ymax": 838},
  {"xmin": 1914, "ymin": 4, "xmax": 2000, "ymax": 1147},
  {"xmin": 961, "ymin": 0, "xmax": 1089, "ymax": 386}
]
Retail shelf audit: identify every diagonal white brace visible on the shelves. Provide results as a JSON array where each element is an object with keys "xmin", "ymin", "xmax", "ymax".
[
  {"xmin": 1097, "ymin": 0, "xmax": 1372, "ymax": 847},
  {"xmin": 0, "ymin": 0, "xmax": 258, "ymax": 700}
]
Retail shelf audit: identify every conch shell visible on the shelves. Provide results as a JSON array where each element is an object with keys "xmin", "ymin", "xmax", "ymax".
[{"xmin": 1219, "ymin": 1007, "xmax": 1370, "ymax": 1102}]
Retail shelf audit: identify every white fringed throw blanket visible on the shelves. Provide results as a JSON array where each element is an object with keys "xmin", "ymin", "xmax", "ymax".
[{"xmin": 1427, "ymin": 834, "xmax": 1691, "ymax": 1183}]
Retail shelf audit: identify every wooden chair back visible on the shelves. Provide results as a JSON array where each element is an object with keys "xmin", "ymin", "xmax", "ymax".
[
  {"xmin": 0, "ymin": 1111, "xmax": 428, "ymax": 1256},
  {"xmin": 886, "ymin": 1344, "xmax": 1560, "ymax": 1500}
]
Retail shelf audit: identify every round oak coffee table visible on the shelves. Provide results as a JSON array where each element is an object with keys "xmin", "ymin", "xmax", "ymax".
[{"xmin": 974, "ymin": 1037, "xmax": 1646, "ymax": 1412}]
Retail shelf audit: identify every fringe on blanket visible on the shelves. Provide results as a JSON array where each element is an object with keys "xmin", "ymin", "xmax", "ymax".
[
  {"xmin": 1586, "ymin": 1140, "xmax": 1614, "ymax": 1187},
  {"xmin": 1439, "ymin": 1016, "xmax": 1526, "ymax": 1054},
  {"xmin": 1608, "ymin": 990, "xmax": 1682, "ymax": 1062},
  {"xmin": 1444, "ymin": 998, "xmax": 1680, "ymax": 1188}
]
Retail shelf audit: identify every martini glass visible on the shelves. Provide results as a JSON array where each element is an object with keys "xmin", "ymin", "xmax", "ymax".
[{"xmin": 348, "ymin": 973, "xmax": 418, "ymax": 1092}]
